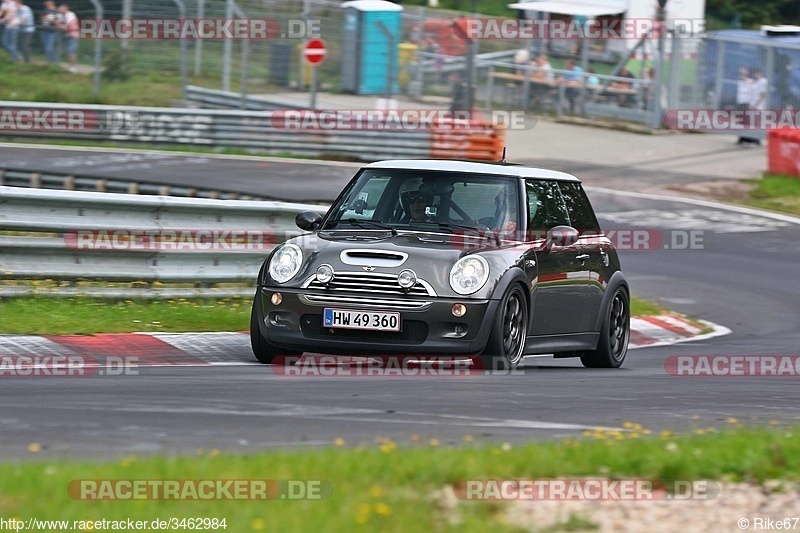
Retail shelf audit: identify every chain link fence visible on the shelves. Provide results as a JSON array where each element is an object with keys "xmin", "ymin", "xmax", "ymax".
[{"xmin": 7, "ymin": 1, "xmax": 800, "ymax": 133}]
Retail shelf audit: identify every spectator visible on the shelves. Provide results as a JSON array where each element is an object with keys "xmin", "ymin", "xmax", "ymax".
[
  {"xmin": 57, "ymin": 2, "xmax": 77, "ymax": 72},
  {"xmin": 585, "ymin": 68, "xmax": 599, "ymax": 87},
  {"xmin": 1, "ymin": 0, "xmax": 20, "ymax": 61},
  {"xmin": 735, "ymin": 67, "xmax": 758, "ymax": 146},
  {"xmin": 613, "ymin": 65, "xmax": 636, "ymax": 107},
  {"xmin": 642, "ymin": 66, "xmax": 656, "ymax": 110},
  {"xmin": 0, "ymin": 0, "xmax": 14, "ymax": 50},
  {"xmin": 533, "ymin": 53, "xmax": 554, "ymax": 82},
  {"xmin": 16, "ymin": 0, "xmax": 33, "ymax": 63},
  {"xmin": 39, "ymin": 0, "xmax": 59, "ymax": 62},
  {"xmin": 774, "ymin": 52, "xmax": 791, "ymax": 110},
  {"xmin": 751, "ymin": 68, "xmax": 768, "ymax": 111},
  {"xmin": 0, "ymin": 0, "xmax": 10, "ymax": 42},
  {"xmin": 744, "ymin": 68, "xmax": 768, "ymax": 147},
  {"xmin": 561, "ymin": 58, "xmax": 584, "ymax": 114},
  {"xmin": 513, "ymin": 48, "xmax": 530, "ymax": 75}
]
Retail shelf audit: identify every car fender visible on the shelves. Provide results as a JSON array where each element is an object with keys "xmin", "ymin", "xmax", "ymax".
[
  {"xmin": 468, "ymin": 267, "xmax": 529, "ymax": 353},
  {"xmin": 489, "ymin": 267, "xmax": 531, "ymax": 312},
  {"xmin": 592, "ymin": 271, "xmax": 629, "ymax": 332}
]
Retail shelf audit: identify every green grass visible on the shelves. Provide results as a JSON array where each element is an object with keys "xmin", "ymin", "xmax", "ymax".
[
  {"xmin": 0, "ymin": 427, "xmax": 797, "ymax": 531},
  {"xmin": 0, "ymin": 61, "xmax": 189, "ymax": 107},
  {"xmin": 745, "ymin": 174, "xmax": 800, "ymax": 216},
  {"xmin": 630, "ymin": 296, "xmax": 666, "ymax": 317},
  {"xmin": 0, "ymin": 295, "xmax": 672, "ymax": 335},
  {"xmin": 0, "ymin": 295, "xmax": 669, "ymax": 335},
  {"xmin": 0, "ymin": 297, "xmax": 252, "ymax": 334}
]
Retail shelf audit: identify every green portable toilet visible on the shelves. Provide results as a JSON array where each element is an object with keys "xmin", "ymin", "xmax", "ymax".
[{"xmin": 341, "ymin": 0, "xmax": 403, "ymax": 95}]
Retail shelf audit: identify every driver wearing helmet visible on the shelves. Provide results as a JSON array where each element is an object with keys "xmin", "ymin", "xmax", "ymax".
[
  {"xmin": 398, "ymin": 178, "xmax": 438, "ymax": 224},
  {"xmin": 404, "ymin": 190, "xmax": 431, "ymax": 222}
]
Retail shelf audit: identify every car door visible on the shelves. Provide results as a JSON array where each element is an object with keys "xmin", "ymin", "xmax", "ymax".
[
  {"xmin": 525, "ymin": 179, "xmax": 588, "ymax": 336},
  {"xmin": 558, "ymin": 181, "xmax": 606, "ymax": 332}
]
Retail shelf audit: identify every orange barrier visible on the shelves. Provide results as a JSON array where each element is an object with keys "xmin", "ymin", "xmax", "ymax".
[
  {"xmin": 430, "ymin": 121, "xmax": 506, "ymax": 161},
  {"xmin": 768, "ymin": 128, "xmax": 800, "ymax": 178}
]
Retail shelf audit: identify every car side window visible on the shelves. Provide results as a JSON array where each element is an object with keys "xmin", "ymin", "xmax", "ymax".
[
  {"xmin": 558, "ymin": 182, "xmax": 601, "ymax": 233},
  {"xmin": 526, "ymin": 180, "xmax": 570, "ymax": 233}
]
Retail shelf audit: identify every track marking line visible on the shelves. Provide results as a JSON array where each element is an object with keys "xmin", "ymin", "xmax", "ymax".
[{"xmin": 587, "ymin": 186, "xmax": 800, "ymax": 225}]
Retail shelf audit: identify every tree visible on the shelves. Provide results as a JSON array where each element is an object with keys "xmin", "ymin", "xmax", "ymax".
[{"xmin": 706, "ymin": 0, "xmax": 800, "ymax": 28}]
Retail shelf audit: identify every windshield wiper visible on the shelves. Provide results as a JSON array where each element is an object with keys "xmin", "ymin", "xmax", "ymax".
[
  {"xmin": 327, "ymin": 218, "xmax": 398, "ymax": 235},
  {"xmin": 422, "ymin": 222, "xmax": 501, "ymax": 245}
]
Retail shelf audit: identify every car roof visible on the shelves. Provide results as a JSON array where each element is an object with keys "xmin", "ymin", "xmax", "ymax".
[{"xmin": 363, "ymin": 160, "xmax": 581, "ymax": 182}]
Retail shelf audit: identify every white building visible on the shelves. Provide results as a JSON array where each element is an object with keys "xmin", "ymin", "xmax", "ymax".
[{"xmin": 506, "ymin": 0, "xmax": 706, "ymax": 59}]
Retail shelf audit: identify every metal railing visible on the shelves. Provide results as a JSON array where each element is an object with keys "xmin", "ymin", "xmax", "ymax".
[
  {"xmin": 0, "ymin": 168, "xmax": 262, "ymax": 200},
  {"xmin": 185, "ymin": 86, "xmax": 312, "ymax": 111},
  {"xmin": 0, "ymin": 101, "xmax": 503, "ymax": 161},
  {"xmin": 0, "ymin": 186, "xmax": 327, "ymax": 286}
]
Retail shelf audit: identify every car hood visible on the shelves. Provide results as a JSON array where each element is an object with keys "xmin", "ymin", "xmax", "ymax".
[{"xmin": 277, "ymin": 230, "xmax": 528, "ymax": 298}]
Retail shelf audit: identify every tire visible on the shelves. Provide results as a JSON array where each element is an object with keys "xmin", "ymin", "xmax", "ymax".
[
  {"xmin": 250, "ymin": 292, "xmax": 300, "ymax": 364},
  {"xmin": 478, "ymin": 284, "xmax": 528, "ymax": 371},
  {"xmin": 580, "ymin": 287, "xmax": 630, "ymax": 368}
]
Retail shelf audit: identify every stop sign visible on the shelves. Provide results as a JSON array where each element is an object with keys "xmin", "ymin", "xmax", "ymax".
[{"xmin": 303, "ymin": 39, "xmax": 327, "ymax": 66}]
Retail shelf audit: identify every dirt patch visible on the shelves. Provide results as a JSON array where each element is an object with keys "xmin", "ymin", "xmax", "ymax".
[{"xmin": 659, "ymin": 179, "xmax": 757, "ymax": 204}]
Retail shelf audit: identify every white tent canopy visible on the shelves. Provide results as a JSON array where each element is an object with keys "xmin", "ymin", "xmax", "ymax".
[{"xmin": 506, "ymin": 0, "xmax": 626, "ymax": 17}]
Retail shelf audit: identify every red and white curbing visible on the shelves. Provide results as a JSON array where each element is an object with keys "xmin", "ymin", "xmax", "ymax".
[
  {"xmin": 0, "ymin": 316, "xmax": 729, "ymax": 371},
  {"xmin": 629, "ymin": 314, "xmax": 730, "ymax": 349}
]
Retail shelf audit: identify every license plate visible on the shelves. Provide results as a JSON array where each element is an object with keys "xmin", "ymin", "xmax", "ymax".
[{"xmin": 323, "ymin": 308, "xmax": 400, "ymax": 332}]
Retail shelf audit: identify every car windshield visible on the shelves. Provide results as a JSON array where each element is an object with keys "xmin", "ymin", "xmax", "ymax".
[{"xmin": 323, "ymin": 169, "xmax": 521, "ymax": 234}]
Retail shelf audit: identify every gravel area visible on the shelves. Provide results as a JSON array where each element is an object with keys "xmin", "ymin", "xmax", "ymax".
[{"xmin": 439, "ymin": 480, "xmax": 800, "ymax": 532}]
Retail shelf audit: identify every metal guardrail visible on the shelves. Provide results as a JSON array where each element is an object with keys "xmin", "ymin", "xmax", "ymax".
[
  {"xmin": 0, "ymin": 186, "xmax": 328, "ymax": 286},
  {"xmin": 0, "ymin": 168, "xmax": 263, "ymax": 200},
  {"xmin": 185, "ymin": 86, "xmax": 312, "ymax": 112},
  {"xmin": 0, "ymin": 101, "xmax": 504, "ymax": 161}
]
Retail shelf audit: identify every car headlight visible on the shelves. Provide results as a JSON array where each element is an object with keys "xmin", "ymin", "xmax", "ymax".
[
  {"xmin": 268, "ymin": 244, "xmax": 303, "ymax": 284},
  {"xmin": 449, "ymin": 255, "xmax": 489, "ymax": 295}
]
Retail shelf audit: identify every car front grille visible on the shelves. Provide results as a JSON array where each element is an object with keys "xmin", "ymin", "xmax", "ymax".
[{"xmin": 301, "ymin": 271, "xmax": 437, "ymax": 298}]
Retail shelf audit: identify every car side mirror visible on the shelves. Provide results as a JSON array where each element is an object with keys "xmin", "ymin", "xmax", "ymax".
[
  {"xmin": 544, "ymin": 225, "xmax": 579, "ymax": 251},
  {"xmin": 296, "ymin": 211, "xmax": 323, "ymax": 231}
]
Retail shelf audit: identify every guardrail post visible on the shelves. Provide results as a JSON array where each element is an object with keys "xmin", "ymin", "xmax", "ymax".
[
  {"xmin": 0, "ymin": 169, "xmax": 4, "ymax": 186},
  {"xmin": 95, "ymin": 179, "xmax": 106, "ymax": 192},
  {"xmin": 30, "ymin": 173, "xmax": 41, "ymax": 188},
  {"xmin": 485, "ymin": 66, "xmax": 495, "ymax": 110},
  {"xmin": 128, "ymin": 182, "xmax": 139, "ymax": 194},
  {"xmin": 63, "ymin": 175, "xmax": 75, "ymax": 190},
  {"xmin": 87, "ymin": 0, "xmax": 103, "ymax": 98},
  {"xmin": 194, "ymin": 0, "xmax": 205, "ymax": 76},
  {"xmin": 171, "ymin": 0, "xmax": 189, "ymax": 101},
  {"xmin": 222, "ymin": 0, "xmax": 233, "ymax": 91}
]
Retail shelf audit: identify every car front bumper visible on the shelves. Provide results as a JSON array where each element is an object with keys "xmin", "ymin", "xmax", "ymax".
[{"xmin": 256, "ymin": 286, "xmax": 499, "ymax": 355}]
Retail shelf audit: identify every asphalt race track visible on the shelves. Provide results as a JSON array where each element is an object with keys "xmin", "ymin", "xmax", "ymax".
[{"xmin": 1, "ymin": 147, "xmax": 799, "ymax": 459}]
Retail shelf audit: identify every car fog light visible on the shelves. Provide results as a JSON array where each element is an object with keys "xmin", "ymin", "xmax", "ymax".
[
  {"xmin": 271, "ymin": 292, "xmax": 282, "ymax": 305},
  {"xmin": 316, "ymin": 264, "xmax": 334, "ymax": 284},
  {"xmin": 398, "ymin": 269, "xmax": 417, "ymax": 289},
  {"xmin": 452, "ymin": 303, "xmax": 467, "ymax": 317}
]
